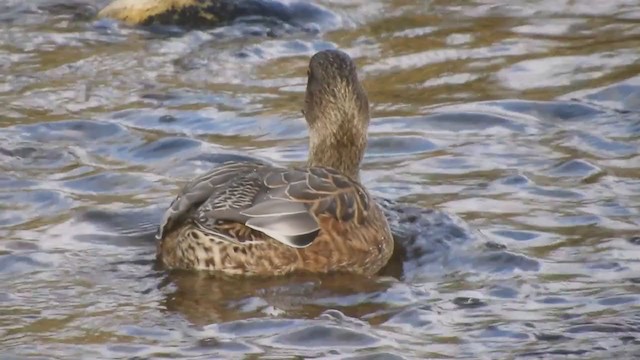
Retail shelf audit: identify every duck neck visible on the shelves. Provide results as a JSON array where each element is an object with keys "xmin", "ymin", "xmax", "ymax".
[{"xmin": 307, "ymin": 124, "xmax": 366, "ymax": 180}]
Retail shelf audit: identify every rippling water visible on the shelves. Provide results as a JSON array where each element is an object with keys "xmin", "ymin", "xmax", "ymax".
[{"xmin": 2, "ymin": 0, "xmax": 640, "ymax": 358}]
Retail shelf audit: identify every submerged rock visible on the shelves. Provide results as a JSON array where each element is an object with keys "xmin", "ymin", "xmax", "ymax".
[{"xmin": 97, "ymin": 0, "xmax": 336, "ymax": 29}]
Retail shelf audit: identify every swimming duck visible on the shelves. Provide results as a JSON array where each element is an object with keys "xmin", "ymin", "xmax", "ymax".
[{"xmin": 156, "ymin": 49, "xmax": 394, "ymax": 276}]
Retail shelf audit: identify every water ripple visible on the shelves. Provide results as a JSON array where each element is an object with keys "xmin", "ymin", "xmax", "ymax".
[{"xmin": 1, "ymin": 0, "xmax": 639, "ymax": 358}]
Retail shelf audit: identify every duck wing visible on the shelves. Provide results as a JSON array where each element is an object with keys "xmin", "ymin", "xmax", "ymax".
[
  {"xmin": 158, "ymin": 163, "xmax": 370, "ymax": 249},
  {"xmin": 157, "ymin": 161, "xmax": 267, "ymax": 240}
]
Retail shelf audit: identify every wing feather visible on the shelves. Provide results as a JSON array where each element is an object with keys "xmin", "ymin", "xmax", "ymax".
[{"xmin": 158, "ymin": 161, "xmax": 371, "ymax": 249}]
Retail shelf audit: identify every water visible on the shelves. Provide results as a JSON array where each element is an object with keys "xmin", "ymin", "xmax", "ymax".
[{"xmin": 1, "ymin": 0, "xmax": 640, "ymax": 358}]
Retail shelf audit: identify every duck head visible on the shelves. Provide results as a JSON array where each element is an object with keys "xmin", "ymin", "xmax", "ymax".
[{"xmin": 303, "ymin": 49, "xmax": 370, "ymax": 180}]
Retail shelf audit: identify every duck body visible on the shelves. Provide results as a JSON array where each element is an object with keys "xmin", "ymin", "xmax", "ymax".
[
  {"xmin": 157, "ymin": 160, "xmax": 393, "ymax": 276},
  {"xmin": 157, "ymin": 49, "xmax": 395, "ymax": 276}
]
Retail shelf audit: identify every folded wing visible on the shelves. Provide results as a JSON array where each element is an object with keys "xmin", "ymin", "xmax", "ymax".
[{"xmin": 158, "ymin": 161, "xmax": 371, "ymax": 249}]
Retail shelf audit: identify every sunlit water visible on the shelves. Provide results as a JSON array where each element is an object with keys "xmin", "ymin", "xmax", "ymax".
[{"xmin": 1, "ymin": 0, "xmax": 640, "ymax": 358}]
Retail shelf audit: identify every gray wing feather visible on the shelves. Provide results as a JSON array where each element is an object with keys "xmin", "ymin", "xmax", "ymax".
[
  {"xmin": 240, "ymin": 198, "xmax": 309, "ymax": 217},
  {"xmin": 158, "ymin": 160, "xmax": 324, "ymax": 249},
  {"xmin": 157, "ymin": 161, "xmax": 265, "ymax": 239},
  {"xmin": 246, "ymin": 212, "xmax": 320, "ymax": 248},
  {"xmin": 241, "ymin": 198, "xmax": 319, "ymax": 248},
  {"xmin": 201, "ymin": 193, "xmax": 321, "ymax": 248}
]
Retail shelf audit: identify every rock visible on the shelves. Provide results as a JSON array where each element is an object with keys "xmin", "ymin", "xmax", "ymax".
[{"xmin": 97, "ymin": 0, "xmax": 334, "ymax": 29}]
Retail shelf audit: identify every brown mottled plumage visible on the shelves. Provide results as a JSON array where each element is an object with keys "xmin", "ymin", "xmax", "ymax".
[{"xmin": 157, "ymin": 50, "xmax": 393, "ymax": 276}]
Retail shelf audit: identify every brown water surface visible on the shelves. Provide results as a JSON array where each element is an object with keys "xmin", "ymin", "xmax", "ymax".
[{"xmin": 1, "ymin": 0, "xmax": 640, "ymax": 358}]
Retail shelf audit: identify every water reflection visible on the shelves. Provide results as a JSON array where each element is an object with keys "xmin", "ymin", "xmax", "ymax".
[{"xmin": 1, "ymin": 0, "xmax": 640, "ymax": 358}]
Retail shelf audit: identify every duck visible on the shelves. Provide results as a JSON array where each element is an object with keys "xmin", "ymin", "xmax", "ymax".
[
  {"xmin": 97, "ymin": 0, "xmax": 328, "ymax": 29},
  {"xmin": 156, "ymin": 49, "xmax": 394, "ymax": 276}
]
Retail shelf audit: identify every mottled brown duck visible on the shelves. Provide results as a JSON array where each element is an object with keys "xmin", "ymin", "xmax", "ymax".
[{"xmin": 156, "ymin": 49, "xmax": 394, "ymax": 276}]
